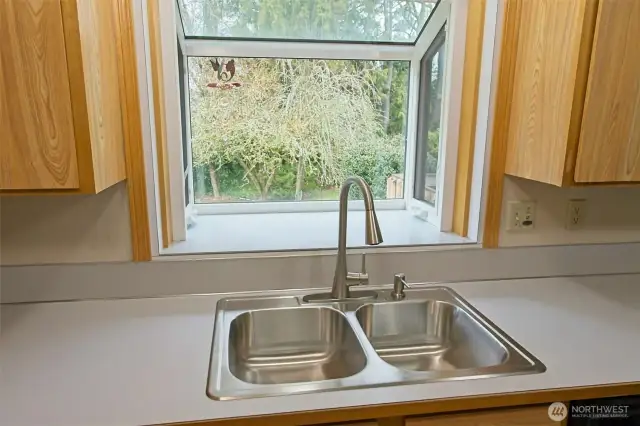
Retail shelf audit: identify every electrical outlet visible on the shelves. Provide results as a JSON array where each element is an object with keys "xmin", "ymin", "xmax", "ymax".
[
  {"xmin": 507, "ymin": 201, "xmax": 536, "ymax": 231},
  {"xmin": 566, "ymin": 199, "xmax": 587, "ymax": 230}
]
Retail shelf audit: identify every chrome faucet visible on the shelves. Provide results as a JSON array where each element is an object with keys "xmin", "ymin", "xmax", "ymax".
[{"xmin": 331, "ymin": 176, "xmax": 383, "ymax": 299}]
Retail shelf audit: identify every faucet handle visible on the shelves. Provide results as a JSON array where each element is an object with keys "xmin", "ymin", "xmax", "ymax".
[{"xmin": 346, "ymin": 253, "xmax": 369, "ymax": 286}]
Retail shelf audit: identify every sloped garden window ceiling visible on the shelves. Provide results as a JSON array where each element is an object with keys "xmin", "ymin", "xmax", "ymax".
[{"xmin": 177, "ymin": 0, "xmax": 438, "ymax": 43}]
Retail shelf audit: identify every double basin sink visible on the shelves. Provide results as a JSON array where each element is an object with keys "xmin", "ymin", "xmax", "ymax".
[{"xmin": 207, "ymin": 286, "xmax": 545, "ymax": 400}]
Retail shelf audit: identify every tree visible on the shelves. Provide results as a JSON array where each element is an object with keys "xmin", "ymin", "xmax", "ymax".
[
  {"xmin": 340, "ymin": 133, "xmax": 405, "ymax": 198},
  {"xmin": 190, "ymin": 58, "xmax": 397, "ymax": 200},
  {"xmin": 190, "ymin": 59, "xmax": 285, "ymax": 199},
  {"xmin": 277, "ymin": 60, "xmax": 389, "ymax": 199}
]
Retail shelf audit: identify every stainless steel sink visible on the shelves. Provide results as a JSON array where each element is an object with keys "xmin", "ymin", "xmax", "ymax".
[
  {"xmin": 207, "ymin": 286, "xmax": 545, "ymax": 400},
  {"xmin": 356, "ymin": 300, "xmax": 508, "ymax": 372},
  {"xmin": 228, "ymin": 307, "xmax": 366, "ymax": 384}
]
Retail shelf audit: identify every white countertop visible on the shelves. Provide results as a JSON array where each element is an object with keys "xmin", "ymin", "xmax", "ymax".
[{"xmin": 1, "ymin": 274, "xmax": 639, "ymax": 426}]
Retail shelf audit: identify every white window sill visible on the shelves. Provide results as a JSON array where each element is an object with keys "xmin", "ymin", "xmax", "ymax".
[{"xmin": 161, "ymin": 210, "xmax": 472, "ymax": 255}]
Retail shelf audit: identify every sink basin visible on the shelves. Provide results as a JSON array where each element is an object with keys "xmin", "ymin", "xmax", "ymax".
[
  {"xmin": 228, "ymin": 307, "xmax": 366, "ymax": 384},
  {"xmin": 207, "ymin": 288, "xmax": 545, "ymax": 400},
  {"xmin": 356, "ymin": 300, "xmax": 508, "ymax": 372}
]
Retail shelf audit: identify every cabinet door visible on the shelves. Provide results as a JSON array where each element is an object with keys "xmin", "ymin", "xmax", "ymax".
[
  {"xmin": 74, "ymin": 0, "xmax": 126, "ymax": 192},
  {"xmin": 575, "ymin": 0, "xmax": 640, "ymax": 182},
  {"xmin": 406, "ymin": 406, "xmax": 554, "ymax": 426},
  {"xmin": 504, "ymin": 0, "xmax": 594, "ymax": 186},
  {"xmin": 0, "ymin": 0, "xmax": 79, "ymax": 189}
]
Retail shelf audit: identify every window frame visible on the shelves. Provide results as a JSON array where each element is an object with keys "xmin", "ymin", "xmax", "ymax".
[
  {"xmin": 404, "ymin": 2, "xmax": 451, "ymax": 229},
  {"xmin": 156, "ymin": 0, "xmax": 189, "ymax": 241},
  {"xmin": 183, "ymin": 53, "xmax": 413, "ymax": 215},
  {"xmin": 156, "ymin": 0, "xmax": 467, "ymax": 244},
  {"xmin": 435, "ymin": 0, "xmax": 467, "ymax": 233},
  {"xmin": 176, "ymin": 29, "xmax": 197, "ymax": 228},
  {"xmin": 405, "ymin": 0, "xmax": 465, "ymax": 231},
  {"xmin": 413, "ymin": 26, "xmax": 446, "ymax": 206},
  {"xmin": 181, "ymin": 44, "xmax": 417, "ymax": 216}
]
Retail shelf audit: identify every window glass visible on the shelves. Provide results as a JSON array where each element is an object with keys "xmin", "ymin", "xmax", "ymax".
[
  {"xmin": 414, "ymin": 27, "xmax": 446, "ymax": 205},
  {"xmin": 188, "ymin": 57, "xmax": 409, "ymax": 203},
  {"xmin": 178, "ymin": 0, "xmax": 438, "ymax": 43}
]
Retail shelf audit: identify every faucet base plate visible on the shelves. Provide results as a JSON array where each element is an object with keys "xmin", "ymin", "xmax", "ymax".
[{"xmin": 302, "ymin": 290, "xmax": 378, "ymax": 304}]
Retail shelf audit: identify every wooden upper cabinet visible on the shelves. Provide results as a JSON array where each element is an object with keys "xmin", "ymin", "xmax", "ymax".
[
  {"xmin": 0, "ymin": 0, "xmax": 79, "ymax": 189},
  {"xmin": 0, "ymin": 0, "xmax": 126, "ymax": 193},
  {"xmin": 504, "ymin": 0, "xmax": 639, "ymax": 186},
  {"xmin": 504, "ymin": 0, "xmax": 597, "ymax": 187},
  {"xmin": 575, "ymin": 0, "xmax": 640, "ymax": 183}
]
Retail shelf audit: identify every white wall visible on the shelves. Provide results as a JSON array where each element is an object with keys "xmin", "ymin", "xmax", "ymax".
[
  {"xmin": 2, "ymin": 176, "xmax": 640, "ymax": 265},
  {"xmin": 499, "ymin": 176, "xmax": 640, "ymax": 246},
  {"xmin": 0, "ymin": 183, "xmax": 132, "ymax": 265}
]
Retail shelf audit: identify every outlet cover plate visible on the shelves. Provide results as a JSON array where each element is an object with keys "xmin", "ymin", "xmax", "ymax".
[
  {"xmin": 507, "ymin": 201, "xmax": 536, "ymax": 231},
  {"xmin": 566, "ymin": 199, "xmax": 587, "ymax": 230}
]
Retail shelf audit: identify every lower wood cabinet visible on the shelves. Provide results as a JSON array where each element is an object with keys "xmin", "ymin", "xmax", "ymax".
[
  {"xmin": 309, "ymin": 406, "xmax": 554, "ymax": 426},
  {"xmin": 406, "ymin": 406, "xmax": 554, "ymax": 426},
  {"xmin": 308, "ymin": 423, "xmax": 377, "ymax": 426}
]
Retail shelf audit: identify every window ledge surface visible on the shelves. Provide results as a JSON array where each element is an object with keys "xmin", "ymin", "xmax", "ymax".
[{"xmin": 161, "ymin": 210, "xmax": 471, "ymax": 255}]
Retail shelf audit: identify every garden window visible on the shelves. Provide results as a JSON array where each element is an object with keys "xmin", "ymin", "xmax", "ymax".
[{"xmin": 147, "ymin": 0, "xmax": 482, "ymax": 253}]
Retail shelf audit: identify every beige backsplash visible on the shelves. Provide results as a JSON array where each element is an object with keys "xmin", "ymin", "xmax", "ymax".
[
  {"xmin": 499, "ymin": 176, "xmax": 640, "ymax": 246},
  {"xmin": 0, "ymin": 182, "xmax": 132, "ymax": 265},
  {"xmin": 2, "ymin": 176, "xmax": 640, "ymax": 266}
]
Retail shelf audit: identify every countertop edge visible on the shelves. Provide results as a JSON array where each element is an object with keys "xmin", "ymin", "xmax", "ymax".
[{"xmin": 160, "ymin": 382, "xmax": 640, "ymax": 425}]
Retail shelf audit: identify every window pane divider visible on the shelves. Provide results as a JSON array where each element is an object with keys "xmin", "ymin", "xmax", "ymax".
[
  {"xmin": 194, "ymin": 199, "xmax": 406, "ymax": 216},
  {"xmin": 184, "ymin": 39, "xmax": 415, "ymax": 61}
]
